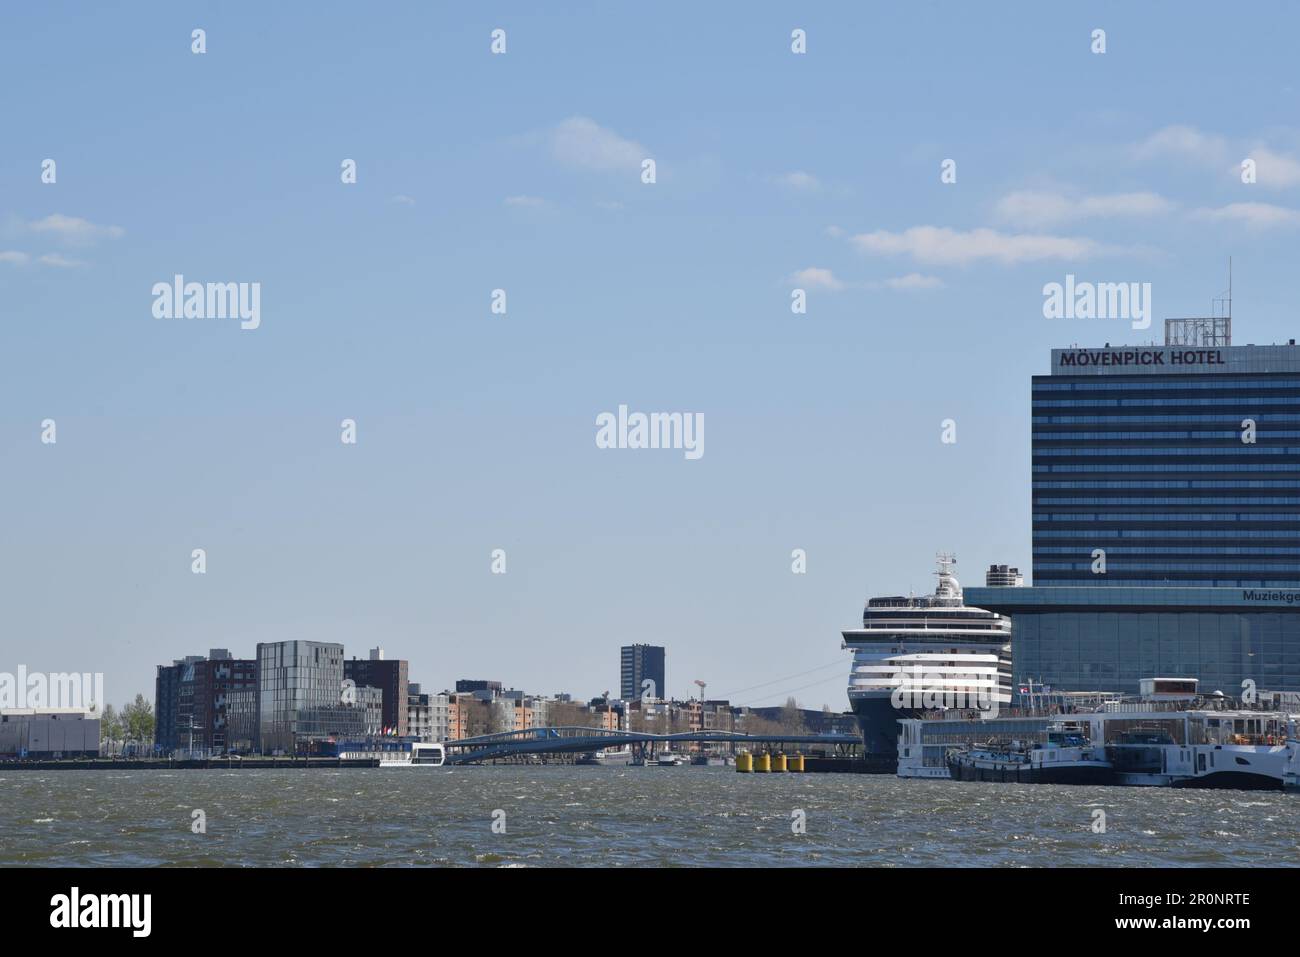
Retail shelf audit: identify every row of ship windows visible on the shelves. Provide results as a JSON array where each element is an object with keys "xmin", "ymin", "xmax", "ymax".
[
  {"xmin": 1035, "ymin": 497, "xmax": 1300, "ymax": 505},
  {"xmin": 857, "ymin": 625, "xmax": 1009, "ymax": 634},
  {"xmin": 861, "ymin": 611, "xmax": 1003, "ymax": 620},
  {"xmin": 1033, "ymin": 379, "xmax": 1300, "ymax": 391}
]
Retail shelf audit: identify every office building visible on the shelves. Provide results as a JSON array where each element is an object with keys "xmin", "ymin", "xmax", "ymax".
[
  {"xmin": 620, "ymin": 644, "xmax": 666, "ymax": 700},
  {"xmin": 226, "ymin": 688, "xmax": 259, "ymax": 753},
  {"xmin": 407, "ymin": 684, "xmax": 432, "ymax": 742},
  {"xmin": 344, "ymin": 649, "xmax": 409, "ymax": 737},
  {"xmin": 429, "ymin": 690, "xmax": 451, "ymax": 743},
  {"xmin": 155, "ymin": 651, "xmax": 257, "ymax": 755},
  {"xmin": 257, "ymin": 640, "xmax": 367, "ymax": 753},
  {"xmin": 1030, "ymin": 327, "xmax": 1300, "ymax": 587},
  {"xmin": 154, "ymin": 655, "xmax": 202, "ymax": 753},
  {"xmin": 187, "ymin": 652, "xmax": 258, "ymax": 754},
  {"xmin": 455, "ymin": 679, "xmax": 501, "ymax": 695}
]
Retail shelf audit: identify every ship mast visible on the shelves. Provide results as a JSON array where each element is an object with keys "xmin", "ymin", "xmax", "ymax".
[{"xmin": 933, "ymin": 552, "xmax": 960, "ymax": 600}]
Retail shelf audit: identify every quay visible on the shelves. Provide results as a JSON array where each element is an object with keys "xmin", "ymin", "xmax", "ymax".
[{"xmin": 1, "ymin": 757, "xmax": 380, "ymax": 771}]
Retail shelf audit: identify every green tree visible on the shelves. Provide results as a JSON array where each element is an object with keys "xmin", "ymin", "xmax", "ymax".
[
  {"xmin": 121, "ymin": 694, "xmax": 155, "ymax": 751},
  {"xmin": 100, "ymin": 703, "xmax": 120, "ymax": 755}
]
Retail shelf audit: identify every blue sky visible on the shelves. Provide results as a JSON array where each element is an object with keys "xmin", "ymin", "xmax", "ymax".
[{"xmin": 4, "ymin": 2, "xmax": 1300, "ymax": 709}]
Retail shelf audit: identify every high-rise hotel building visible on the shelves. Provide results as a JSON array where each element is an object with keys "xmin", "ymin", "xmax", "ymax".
[{"xmin": 967, "ymin": 318, "xmax": 1300, "ymax": 696}]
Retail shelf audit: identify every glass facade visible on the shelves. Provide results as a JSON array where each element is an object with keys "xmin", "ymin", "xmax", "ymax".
[
  {"xmin": 964, "ymin": 586, "xmax": 1300, "ymax": 696},
  {"xmin": 967, "ymin": 342, "xmax": 1300, "ymax": 697},
  {"xmin": 1032, "ymin": 345, "xmax": 1300, "ymax": 587},
  {"xmin": 1012, "ymin": 609, "xmax": 1299, "ymax": 693},
  {"xmin": 620, "ymin": 644, "xmax": 666, "ymax": 700},
  {"xmin": 257, "ymin": 640, "xmax": 353, "ymax": 753}
]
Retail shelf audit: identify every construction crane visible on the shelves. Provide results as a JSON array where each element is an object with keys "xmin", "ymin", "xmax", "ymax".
[{"xmin": 694, "ymin": 679, "xmax": 707, "ymax": 701}]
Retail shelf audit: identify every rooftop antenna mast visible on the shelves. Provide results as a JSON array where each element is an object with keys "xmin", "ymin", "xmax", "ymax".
[
  {"xmin": 1163, "ymin": 259, "xmax": 1232, "ymax": 348},
  {"xmin": 1215, "ymin": 256, "xmax": 1233, "ymax": 324}
]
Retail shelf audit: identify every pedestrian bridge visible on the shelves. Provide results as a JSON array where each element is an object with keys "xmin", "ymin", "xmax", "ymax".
[{"xmin": 442, "ymin": 726, "xmax": 861, "ymax": 764}]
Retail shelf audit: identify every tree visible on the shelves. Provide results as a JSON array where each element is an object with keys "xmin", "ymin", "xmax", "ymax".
[
  {"xmin": 100, "ymin": 704, "xmax": 120, "ymax": 756},
  {"xmin": 780, "ymin": 696, "xmax": 807, "ymax": 735},
  {"xmin": 462, "ymin": 699, "xmax": 493, "ymax": 738},
  {"xmin": 626, "ymin": 708, "xmax": 652, "ymax": 733},
  {"xmin": 740, "ymin": 712, "xmax": 784, "ymax": 738},
  {"xmin": 487, "ymin": 700, "xmax": 511, "ymax": 735},
  {"xmin": 121, "ymin": 694, "xmax": 155, "ymax": 751}
]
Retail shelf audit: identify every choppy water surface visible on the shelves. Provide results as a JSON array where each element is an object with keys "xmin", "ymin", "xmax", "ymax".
[{"xmin": 2, "ymin": 767, "xmax": 1296, "ymax": 867}]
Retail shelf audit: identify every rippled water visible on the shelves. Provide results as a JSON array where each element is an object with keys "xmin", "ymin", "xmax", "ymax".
[{"xmin": 2, "ymin": 767, "xmax": 1297, "ymax": 867}]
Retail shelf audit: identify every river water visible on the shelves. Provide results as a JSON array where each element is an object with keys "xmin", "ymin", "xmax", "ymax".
[{"xmin": 2, "ymin": 766, "xmax": 1296, "ymax": 866}]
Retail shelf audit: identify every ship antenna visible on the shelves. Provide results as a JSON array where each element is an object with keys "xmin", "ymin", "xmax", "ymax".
[{"xmin": 934, "ymin": 551, "xmax": 959, "ymax": 598}]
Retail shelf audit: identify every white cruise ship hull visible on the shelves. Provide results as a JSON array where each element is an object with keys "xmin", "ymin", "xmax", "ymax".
[{"xmin": 842, "ymin": 556, "xmax": 1014, "ymax": 771}]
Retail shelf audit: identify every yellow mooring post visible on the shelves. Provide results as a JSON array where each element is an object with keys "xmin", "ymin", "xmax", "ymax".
[
  {"xmin": 771, "ymin": 752, "xmax": 788, "ymax": 772},
  {"xmin": 736, "ymin": 752, "xmax": 753, "ymax": 773},
  {"xmin": 754, "ymin": 752, "xmax": 771, "ymax": 772}
]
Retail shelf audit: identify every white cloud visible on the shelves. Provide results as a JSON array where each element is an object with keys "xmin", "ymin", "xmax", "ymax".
[
  {"xmin": 504, "ymin": 195, "xmax": 546, "ymax": 207},
  {"xmin": 389, "ymin": 194, "xmax": 417, "ymax": 207},
  {"xmin": 1246, "ymin": 147, "xmax": 1300, "ymax": 188},
  {"xmin": 0, "ymin": 251, "xmax": 30, "ymax": 265},
  {"xmin": 28, "ymin": 213, "xmax": 124, "ymax": 244},
  {"xmin": 1190, "ymin": 202, "xmax": 1300, "ymax": 228},
  {"xmin": 1133, "ymin": 125, "xmax": 1229, "ymax": 165},
  {"xmin": 849, "ymin": 226, "xmax": 1105, "ymax": 266},
  {"xmin": 1134, "ymin": 126, "xmax": 1300, "ymax": 189},
  {"xmin": 789, "ymin": 267, "xmax": 844, "ymax": 291},
  {"xmin": 994, "ymin": 190, "xmax": 1174, "ymax": 227},
  {"xmin": 774, "ymin": 171, "xmax": 820, "ymax": 191},
  {"xmin": 880, "ymin": 272, "xmax": 943, "ymax": 290},
  {"xmin": 549, "ymin": 116, "xmax": 647, "ymax": 173},
  {"xmin": 787, "ymin": 268, "xmax": 942, "ymax": 292},
  {"xmin": 39, "ymin": 253, "xmax": 84, "ymax": 267}
]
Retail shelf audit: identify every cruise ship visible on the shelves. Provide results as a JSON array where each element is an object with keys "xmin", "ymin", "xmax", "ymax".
[{"xmin": 842, "ymin": 555, "xmax": 1013, "ymax": 769}]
